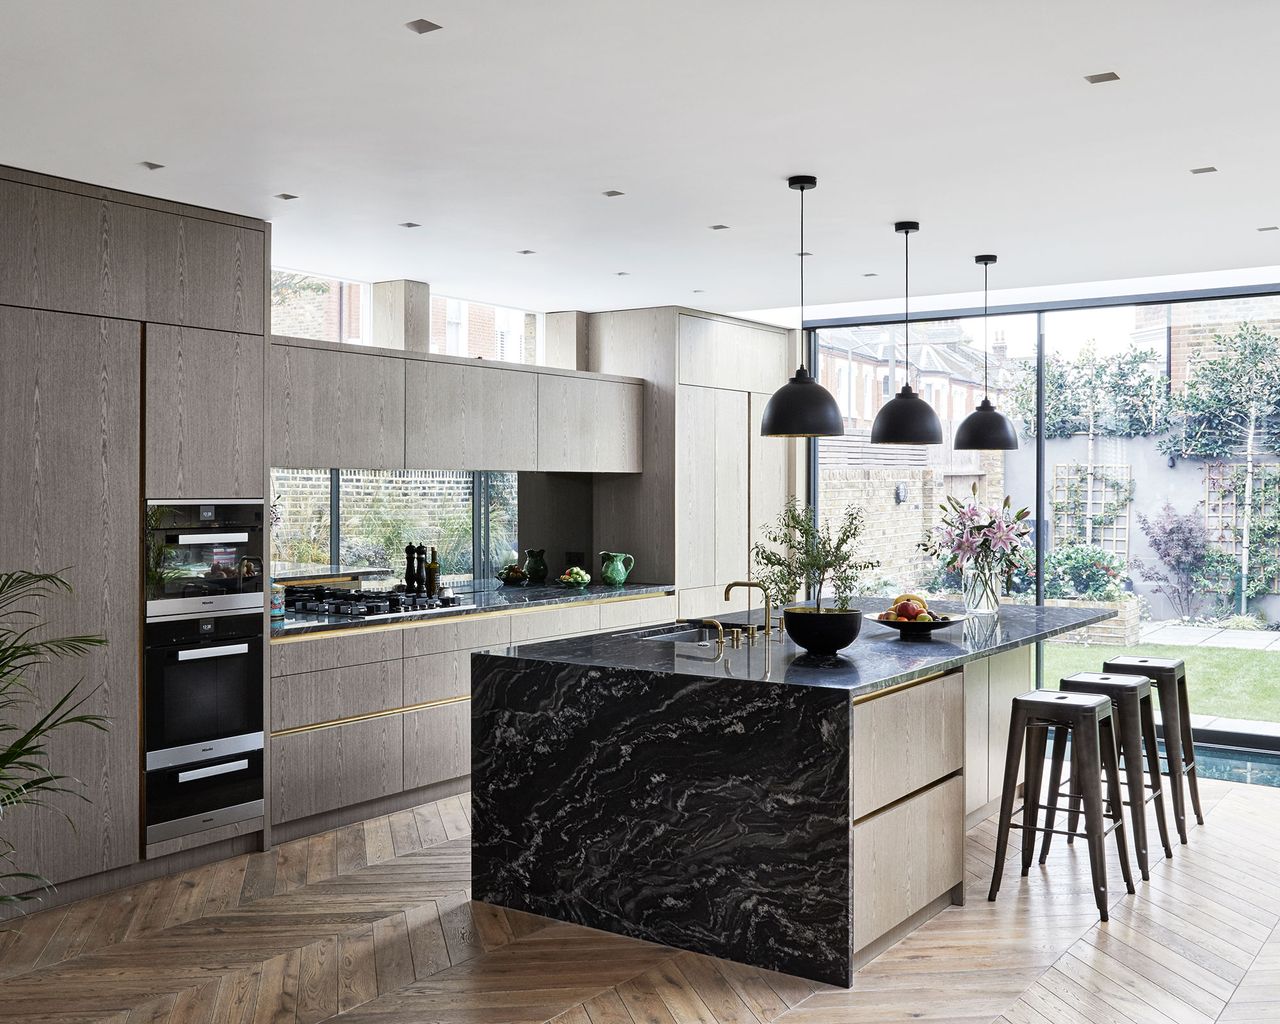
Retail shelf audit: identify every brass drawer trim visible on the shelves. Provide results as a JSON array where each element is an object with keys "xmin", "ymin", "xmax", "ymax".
[{"xmin": 271, "ymin": 694, "xmax": 470, "ymax": 738}]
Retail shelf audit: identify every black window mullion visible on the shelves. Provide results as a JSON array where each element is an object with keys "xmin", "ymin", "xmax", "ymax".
[{"xmin": 329, "ymin": 468, "xmax": 340, "ymax": 566}]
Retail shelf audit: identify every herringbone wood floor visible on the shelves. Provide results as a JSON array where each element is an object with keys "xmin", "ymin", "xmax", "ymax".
[{"xmin": 0, "ymin": 778, "xmax": 1277, "ymax": 1023}]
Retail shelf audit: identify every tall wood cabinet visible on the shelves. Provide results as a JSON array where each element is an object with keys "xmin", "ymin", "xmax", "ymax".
[{"xmin": 0, "ymin": 306, "xmax": 141, "ymax": 885}]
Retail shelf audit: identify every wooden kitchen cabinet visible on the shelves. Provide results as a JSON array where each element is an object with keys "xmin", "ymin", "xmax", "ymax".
[
  {"xmin": 271, "ymin": 628, "xmax": 404, "ymax": 676},
  {"xmin": 145, "ymin": 324, "xmax": 264, "ymax": 498},
  {"xmin": 271, "ymin": 659, "xmax": 404, "ymax": 733},
  {"xmin": 675, "ymin": 385, "xmax": 749, "ymax": 589},
  {"xmin": 509, "ymin": 603, "xmax": 602, "ymax": 643},
  {"xmin": 403, "ymin": 650, "xmax": 473, "ymax": 705},
  {"xmin": 0, "ymin": 306, "xmax": 141, "ymax": 884},
  {"xmin": 144, "ymin": 209, "xmax": 264, "ymax": 333},
  {"xmin": 677, "ymin": 312, "xmax": 789, "ymax": 394},
  {"xmin": 536, "ymin": 373, "xmax": 643, "ymax": 473},
  {"xmin": 405, "ymin": 360, "xmax": 538, "ymax": 470},
  {"xmin": 749, "ymin": 391, "xmax": 791, "ymax": 556},
  {"xmin": 270, "ymin": 341, "xmax": 406, "ymax": 469},
  {"xmin": 963, "ymin": 660, "xmax": 990, "ymax": 816},
  {"xmin": 271, "ymin": 716, "xmax": 403, "ymax": 824},
  {"xmin": 987, "ymin": 646, "xmax": 1032, "ymax": 804},
  {"xmin": 403, "ymin": 700, "xmax": 469, "ymax": 790}
]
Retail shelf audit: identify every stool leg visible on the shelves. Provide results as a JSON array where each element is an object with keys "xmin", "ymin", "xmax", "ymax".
[
  {"xmin": 1157, "ymin": 677, "xmax": 1189, "ymax": 844},
  {"xmin": 1039, "ymin": 725, "xmax": 1069, "ymax": 865},
  {"xmin": 989, "ymin": 705, "xmax": 1028, "ymax": 902},
  {"xmin": 1021, "ymin": 723, "xmax": 1049, "ymax": 876},
  {"xmin": 1066, "ymin": 732, "xmax": 1082, "ymax": 844},
  {"xmin": 1101, "ymin": 716, "xmax": 1136, "ymax": 897},
  {"xmin": 1074, "ymin": 719, "xmax": 1111, "ymax": 921},
  {"xmin": 1117, "ymin": 696, "xmax": 1150, "ymax": 881},
  {"xmin": 1141, "ymin": 693, "xmax": 1174, "ymax": 860},
  {"xmin": 1177, "ymin": 676, "xmax": 1205, "ymax": 826}
]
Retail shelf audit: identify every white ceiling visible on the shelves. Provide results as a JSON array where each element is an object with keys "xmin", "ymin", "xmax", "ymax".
[{"xmin": 3, "ymin": 1, "xmax": 1279, "ymax": 318}]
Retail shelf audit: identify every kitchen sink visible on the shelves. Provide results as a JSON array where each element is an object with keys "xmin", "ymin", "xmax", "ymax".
[{"xmin": 643, "ymin": 627, "xmax": 720, "ymax": 645}]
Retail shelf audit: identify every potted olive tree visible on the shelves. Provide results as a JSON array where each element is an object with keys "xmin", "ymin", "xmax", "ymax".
[
  {"xmin": 1, "ymin": 570, "xmax": 107, "ymax": 905},
  {"xmin": 752, "ymin": 499, "xmax": 879, "ymax": 655}
]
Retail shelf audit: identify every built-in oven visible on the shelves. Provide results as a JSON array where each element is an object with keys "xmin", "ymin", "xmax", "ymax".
[
  {"xmin": 145, "ymin": 500, "xmax": 265, "ymax": 618},
  {"xmin": 143, "ymin": 611, "xmax": 264, "ymax": 845}
]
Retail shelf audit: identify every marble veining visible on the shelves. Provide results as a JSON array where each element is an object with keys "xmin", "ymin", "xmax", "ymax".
[{"xmin": 471, "ymin": 654, "xmax": 853, "ymax": 984}]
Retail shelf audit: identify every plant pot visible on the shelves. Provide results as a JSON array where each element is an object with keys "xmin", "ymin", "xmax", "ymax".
[{"xmin": 783, "ymin": 607, "xmax": 863, "ymax": 655}]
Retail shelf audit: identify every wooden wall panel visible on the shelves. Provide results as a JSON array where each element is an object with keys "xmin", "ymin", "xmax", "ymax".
[
  {"xmin": 270, "ymin": 717, "xmax": 403, "ymax": 825},
  {"xmin": 987, "ymin": 646, "xmax": 1033, "ymax": 803},
  {"xmin": 714, "ymin": 388, "xmax": 749, "ymax": 584},
  {"xmin": 963, "ymin": 660, "xmax": 990, "ymax": 816},
  {"xmin": 748, "ymin": 391, "xmax": 792, "ymax": 585},
  {"xmin": 405, "ymin": 361, "xmax": 538, "ymax": 470},
  {"xmin": 145, "ymin": 325, "xmax": 264, "ymax": 498},
  {"xmin": 675, "ymin": 385, "xmax": 716, "ymax": 589},
  {"xmin": 0, "ymin": 306, "xmax": 141, "ymax": 884}
]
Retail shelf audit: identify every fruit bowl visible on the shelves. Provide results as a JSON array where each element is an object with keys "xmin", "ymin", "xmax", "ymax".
[{"xmin": 874, "ymin": 616, "xmax": 965, "ymax": 642}]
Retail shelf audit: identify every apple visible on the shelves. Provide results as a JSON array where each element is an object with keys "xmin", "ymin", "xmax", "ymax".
[{"xmin": 895, "ymin": 600, "xmax": 923, "ymax": 620}]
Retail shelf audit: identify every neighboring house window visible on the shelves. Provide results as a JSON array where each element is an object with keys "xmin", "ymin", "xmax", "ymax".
[
  {"xmin": 270, "ymin": 269, "xmax": 370, "ymax": 345},
  {"xmin": 445, "ymin": 298, "xmax": 468, "ymax": 356}
]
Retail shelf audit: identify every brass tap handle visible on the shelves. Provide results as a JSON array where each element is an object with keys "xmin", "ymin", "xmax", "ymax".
[
  {"xmin": 746, "ymin": 624, "xmax": 759, "ymax": 644},
  {"xmin": 723, "ymin": 580, "xmax": 772, "ymax": 635},
  {"xmin": 729, "ymin": 628, "xmax": 743, "ymax": 648}
]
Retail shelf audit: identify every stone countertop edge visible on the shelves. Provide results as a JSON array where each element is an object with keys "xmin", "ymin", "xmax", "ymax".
[
  {"xmin": 270, "ymin": 582, "xmax": 676, "ymax": 640},
  {"xmin": 485, "ymin": 601, "xmax": 1117, "ymax": 697}
]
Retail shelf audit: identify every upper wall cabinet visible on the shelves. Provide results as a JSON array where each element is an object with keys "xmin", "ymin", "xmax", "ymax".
[
  {"xmin": 144, "ymin": 211, "xmax": 265, "ymax": 334},
  {"xmin": 405, "ymin": 360, "xmax": 538, "ymax": 471},
  {"xmin": 678, "ymin": 313, "xmax": 788, "ymax": 394},
  {"xmin": 0, "ymin": 176, "xmax": 264, "ymax": 333},
  {"xmin": 146, "ymin": 325, "xmax": 265, "ymax": 498},
  {"xmin": 537, "ymin": 374, "xmax": 643, "ymax": 473},
  {"xmin": 270, "ymin": 342, "xmax": 406, "ymax": 469}
]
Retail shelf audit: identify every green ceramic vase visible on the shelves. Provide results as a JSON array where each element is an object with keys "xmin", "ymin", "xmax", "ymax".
[
  {"xmin": 522, "ymin": 548, "xmax": 548, "ymax": 584},
  {"xmin": 599, "ymin": 551, "xmax": 635, "ymax": 587}
]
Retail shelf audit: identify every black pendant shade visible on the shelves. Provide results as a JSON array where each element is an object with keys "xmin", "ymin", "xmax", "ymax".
[
  {"xmin": 760, "ymin": 174, "xmax": 845, "ymax": 438},
  {"xmin": 761, "ymin": 365, "xmax": 845, "ymax": 437},
  {"xmin": 954, "ymin": 253, "xmax": 1019, "ymax": 450},
  {"xmin": 870, "ymin": 383, "xmax": 944, "ymax": 444},
  {"xmin": 870, "ymin": 220, "xmax": 944, "ymax": 445}
]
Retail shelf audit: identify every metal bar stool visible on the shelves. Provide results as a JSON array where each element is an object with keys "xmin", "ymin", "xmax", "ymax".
[
  {"xmin": 1046, "ymin": 672, "xmax": 1173, "ymax": 880},
  {"xmin": 1102, "ymin": 656, "xmax": 1204, "ymax": 843},
  {"xmin": 989, "ymin": 690, "xmax": 1135, "ymax": 921}
]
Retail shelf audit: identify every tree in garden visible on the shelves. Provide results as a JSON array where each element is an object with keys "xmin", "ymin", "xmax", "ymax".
[
  {"xmin": 1159, "ymin": 323, "xmax": 1280, "ymax": 612},
  {"xmin": 1132, "ymin": 504, "xmax": 1238, "ymax": 619},
  {"xmin": 270, "ymin": 271, "xmax": 330, "ymax": 307}
]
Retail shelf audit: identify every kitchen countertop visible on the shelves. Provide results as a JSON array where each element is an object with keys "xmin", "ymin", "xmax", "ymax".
[
  {"xmin": 271, "ymin": 581, "xmax": 675, "ymax": 638},
  {"xmin": 500, "ymin": 598, "xmax": 1113, "ymax": 696}
]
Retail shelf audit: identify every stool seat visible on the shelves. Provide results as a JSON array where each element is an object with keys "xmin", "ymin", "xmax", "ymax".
[
  {"xmin": 1103, "ymin": 655, "xmax": 1204, "ymax": 839},
  {"xmin": 1058, "ymin": 671, "xmax": 1172, "ymax": 877},
  {"xmin": 1018, "ymin": 690, "xmax": 1111, "ymax": 716}
]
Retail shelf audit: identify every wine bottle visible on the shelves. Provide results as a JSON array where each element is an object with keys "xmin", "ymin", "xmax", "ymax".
[{"xmin": 426, "ymin": 546, "xmax": 440, "ymax": 598}]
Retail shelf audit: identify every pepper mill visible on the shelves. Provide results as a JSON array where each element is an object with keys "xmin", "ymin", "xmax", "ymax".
[
  {"xmin": 414, "ymin": 544, "xmax": 428, "ymax": 594},
  {"xmin": 404, "ymin": 544, "xmax": 416, "ymax": 592}
]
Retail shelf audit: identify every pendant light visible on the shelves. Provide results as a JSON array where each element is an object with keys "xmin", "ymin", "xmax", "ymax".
[
  {"xmin": 954, "ymin": 254, "xmax": 1019, "ymax": 450},
  {"xmin": 870, "ymin": 221, "xmax": 943, "ymax": 445},
  {"xmin": 760, "ymin": 175, "xmax": 844, "ymax": 438}
]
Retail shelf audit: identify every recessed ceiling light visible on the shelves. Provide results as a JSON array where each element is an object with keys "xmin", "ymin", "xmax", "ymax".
[
  {"xmin": 1258, "ymin": 225, "xmax": 1279, "ymax": 232},
  {"xmin": 692, "ymin": 289, "xmax": 705, "ymax": 294},
  {"xmin": 399, "ymin": 221, "xmax": 421, "ymax": 228},
  {"xmin": 1190, "ymin": 166, "xmax": 1218, "ymax": 175},
  {"xmin": 602, "ymin": 190, "xmax": 625, "ymax": 198},
  {"xmin": 516, "ymin": 249, "xmax": 535, "ymax": 255},
  {"xmin": 615, "ymin": 271, "xmax": 630, "ymax": 276},
  {"xmin": 140, "ymin": 161, "xmax": 165, "ymax": 170},
  {"xmin": 274, "ymin": 193, "xmax": 299, "ymax": 200},
  {"xmin": 863, "ymin": 272, "xmax": 879, "ymax": 277},
  {"xmin": 709, "ymin": 224, "xmax": 730, "ymax": 230},
  {"xmin": 405, "ymin": 18, "xmax": 442, "ymax": 34},
  {"xmin": 1084, "ymin": 71, "xmax": 1120, "ymax": 84}
]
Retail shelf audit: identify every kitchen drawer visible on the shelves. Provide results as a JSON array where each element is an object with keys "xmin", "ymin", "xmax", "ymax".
[
  {"xmin": 271, "ymin": 629, "xmax": 404, "ymax": 677},
  {"xmin": 403, "ymin": 700, "xmax": 470, "ymax": 790},
  {"xmin": 271, "ymin": 660, "xmax": 404, "ymax": 733},
  {"xmin": 598, "ymin": 595, "xmax": 677, "ymax": 631},
  {"xmin": 510, "ymin": 603, "xmax": 602, "ymax": 643},
  {"xmin": 401, "ymin": 613, "xmax": 511, "ymax": 658},
  {"xmin": 853, "ymin": 775, "xmax": 964, "ymax": 951},
  {"xmin": 271, "ymin": 716, "xmax": 403, "ymax": 824},
  {"xmin": 852, "ymin": 671, "xmax": 964, "ymax": 817},
  {"xmin": 404, "ymin": 650, "xmax": 474, "ymax": 705}
]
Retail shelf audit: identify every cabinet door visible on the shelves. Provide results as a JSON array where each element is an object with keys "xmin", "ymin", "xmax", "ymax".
[
  {"xmin": 537, "ymin": 374, "xmax": 642, "ymax": 473},
  {"xmin": 406, "ymin": 361, "xmax": 537, "ymax": 470},
  {"xmin": 271, "ymin": 716, "xmax": 403, "ymax": 824},
  {"xmin": 963, "ymin": 660, "xmax": 990, "ymax": 816},
  {"xmin": 749, "ymin": 392, "xmax": 791, "ymax": 583},
  {"xmin": 403, "ymin": 700, "xmax": 470, "ymax": 790},
  {"xmin": 145, "ymin": 325, "xmax": 264, "ymax": 498},
  {"xmin": 145, "ymin": 210, "xmax": 265, "ymax": 333},
  {"xmin": 987, "ymin": 647, "xmax": 1033, "ymax": 803},
  {"xmin": 714, "ymin": 389, "xmax": 749, "ymax": 584},
  {"xmin": 677, "ymin": 313, "xmax": 789, "ymax": 394},
  {"xmin": 271, "ymin": 659, "xmax": 404, "ymax": 733},
  {"xmin": 403, "ymin": 650, "xmax": 473, "ymax": 705},
  {"xmin": 509, "ymin": 604, "xmax": 602, "ymax": 643},
  {"xmin": 0, "ymin": 307, "xmax": 141, "ymax": 884},
  {"xmin": 0, "ymin": 178, "xmax": 147, "ymax": 318},
  {"xmin": 675, "ymin": 385, "xmax": 716, "ymax": 589},
  {"xmin": 270, "ymin": 343, "xmax": 406, "ymax": 469}
]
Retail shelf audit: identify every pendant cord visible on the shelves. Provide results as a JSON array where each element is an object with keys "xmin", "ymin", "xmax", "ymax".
[
  {"xmin": 903, "ymin": 229, "xmax": 910, "ymax": 385},
  {"xmin": 983, "ymin": 262, "xmax": 989, "ymax": 397},
  {"xmin": 799, "ymin": 186, "xmax": 806, "ymax": 371}
]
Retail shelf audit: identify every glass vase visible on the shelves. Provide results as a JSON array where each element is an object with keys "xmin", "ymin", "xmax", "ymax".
[{"xmin": 962, "ymin": 562, "xmax": 1000, "ymax": 616}]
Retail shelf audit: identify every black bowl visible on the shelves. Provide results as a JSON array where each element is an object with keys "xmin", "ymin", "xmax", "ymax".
[
  {"xmin": 782, "ymin": 607, "xmax": 863, "ymax": 655},
  {"xmin": 873, "ymin": 615, "xmax": 966, "ymax": 642}
]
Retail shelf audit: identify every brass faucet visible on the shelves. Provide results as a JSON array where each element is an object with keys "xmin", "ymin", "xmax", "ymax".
[
  {"xmin": 724, "ymin": 581, "xmax": 772, "ymax": 635},
  {"xmin": 680, "ymin": 617, "xmax": 725, "ymax": 648}
]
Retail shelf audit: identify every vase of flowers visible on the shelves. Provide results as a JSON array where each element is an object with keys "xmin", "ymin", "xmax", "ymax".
[{"xmin": 921, "ymin": 485, "xmax": 1032, "ymax": 617}]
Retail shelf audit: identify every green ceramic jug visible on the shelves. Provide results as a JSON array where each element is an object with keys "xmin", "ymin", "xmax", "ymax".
[
  {"xmin": 599, "ymin": 551, "xmax": 635, "ymax": 587},
  {"xmin": 522, "ymin": 548, "xmax": 548, "ymax": 584}
]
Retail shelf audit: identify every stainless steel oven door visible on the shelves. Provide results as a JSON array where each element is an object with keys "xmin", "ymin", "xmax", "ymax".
[
  {"xmin": 145, "ymin": 749, "xmax": 264, "ymax": 845},
  {"xmin": 145, "ymin": 500, "xmax": 265, "ymax": 617}
]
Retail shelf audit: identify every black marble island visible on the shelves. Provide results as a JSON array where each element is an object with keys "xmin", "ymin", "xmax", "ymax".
[{"xmin": 471, "ymin": 600, "xmax": 1111, "ymax": 986}]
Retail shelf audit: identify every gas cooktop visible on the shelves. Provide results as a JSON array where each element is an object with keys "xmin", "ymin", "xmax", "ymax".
[{"xmin": 282, "ymin": 586, "xmax": 475, "ymax": 624}]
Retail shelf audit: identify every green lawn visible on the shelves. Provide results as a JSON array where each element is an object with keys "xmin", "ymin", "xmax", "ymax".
[{"xmin": 1042, "ymin": 641, "xmax": 1280, "ymax": 723}]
